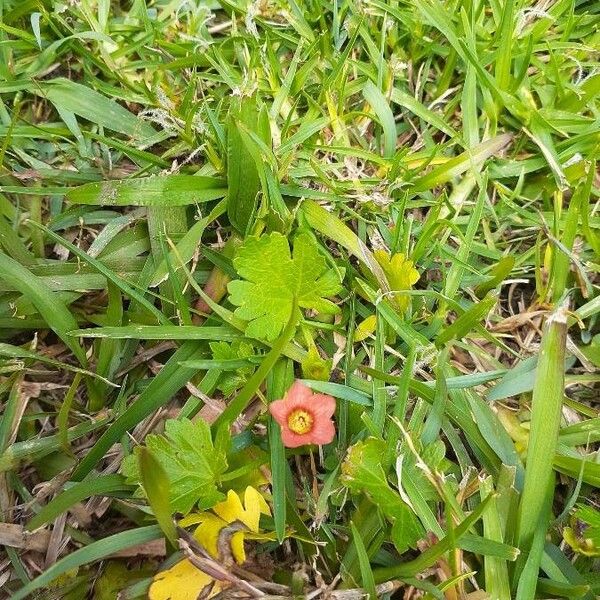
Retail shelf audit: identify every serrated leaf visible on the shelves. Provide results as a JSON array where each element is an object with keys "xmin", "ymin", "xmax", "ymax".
[
  {"xmin": 341, "ymin": 437, "xmax": 424, "ymax": 553},
  {"xmin": 227, "ymin": 232, "xmax": 342, "ymax": 341},
  {"xmin": 123, "ymin": 418, "xmax": 227, "ymax": 515}
]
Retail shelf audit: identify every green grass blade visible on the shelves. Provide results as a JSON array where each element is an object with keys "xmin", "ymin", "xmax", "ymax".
[
  {"xmin": 212, "ymin": 300, "xmax": 299, "ymax": 430},
  {"xmin": 515, "ymin": 304, "xmax": 568, "ymax": 587},
  {"xmin": 350, "ymin": 521, "xmax": 378, "ymax": 599},
  {"xmin": 363, "ymin": 81, "xmax": 396, "ymax": 159},
  {"xmin": 35, "ymin": 78, "xmax": 156, "ymax": 142},
  {"xmin": 412, "ymin": 135, "xmax": 511, "ymax": 192},
  {"xmin": 29, "ymin": 222, "xmax": 168, "ymax": 325},
  {"xmin": 27, "ymin": 474, "xmax": 131, "ymax": 531},
  {"xmin": 0, "ymin": 252, "xmax": 86, "ymax": 365},
  {"xmin": 10, "ymin": 526, "xmax": 162, "ymax": 600},
  {"xmin": 66, "ymin": 175, "xmax": 226, "ymax": 206},
  {"xmin": 71, "ymin": 341, "xmax": 204, "ymax": 480}
]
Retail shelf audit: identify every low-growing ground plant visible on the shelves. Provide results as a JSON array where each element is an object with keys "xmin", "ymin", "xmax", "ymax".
[{"xmin": 0, "ymin": 0, "xmax": 598, "ymax": 599}]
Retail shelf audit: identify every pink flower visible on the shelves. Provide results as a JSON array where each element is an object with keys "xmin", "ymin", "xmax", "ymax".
[{"xmin": 268, "ymin": 381, "xmax": 336, "ymax": 448}]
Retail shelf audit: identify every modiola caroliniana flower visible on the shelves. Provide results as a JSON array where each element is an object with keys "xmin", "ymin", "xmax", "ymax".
[{"xmin": 269, "ymin": 381, "xmax": 336, "ymax": 448}]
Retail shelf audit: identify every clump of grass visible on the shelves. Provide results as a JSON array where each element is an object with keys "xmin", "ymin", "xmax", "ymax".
[{"xmin": 0, "ymin": 0, "xmax": 599, "ymax": 599}]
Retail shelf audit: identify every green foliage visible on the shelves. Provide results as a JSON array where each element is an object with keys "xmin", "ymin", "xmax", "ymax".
[
  {"xmin": 226, "ymin": 95, "xmax": 271, "ymax": 235},
  {"xmin": 301, "ymin": 345, "xmax": 332, "ymax": 381},
  {"xmin": 341, "ymin": 438, "xmax": 424, "ymax": 553},
  {"xmin": 210, "ymin": 339, "xmax": 256, "ymax": 395},
  {"xmin": 564, "ymin": 505, "xmax": 600, "ymax": 557},
  {"xmin": 94, "ymin": 562, "xmax": 153, "ymax": 600},
  {"xmin": 228, "ymin": 232, "xmax": 342, "ymax": 341},
  {"xmin": 123, "ymin": 419, "xmax": 228, "ymax": 515},
  {"xmin": 0, "ymin": 0, "xmax": 598, "ymax": 598}
]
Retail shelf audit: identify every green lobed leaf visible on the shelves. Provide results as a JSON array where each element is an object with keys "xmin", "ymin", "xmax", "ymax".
[
  {"xmin": 228, "ymin": 232, "xmax": 342, "ymax": 341},
  {"xmin": 341, "ymin": 437, "xmax": 424, "ymax": 553},
  {"xmin": 122, "ymin": 418, "xmax": 227, "ymax": 515}
]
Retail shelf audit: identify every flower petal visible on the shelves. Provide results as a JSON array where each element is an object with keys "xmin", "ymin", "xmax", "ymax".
[
  {"xmin": 285, "ymin": 380, "xmax": 313, "ymax": 404},
  {"xmin": 280, "ymin": 428, "xmax": 311, "ymax": 448},
  {"xmin": 308, "ymin": 419, "xmax": 336, "ymax": 446},
  {"xmin": 268, "ymin": 399, "xmax": 289, "ymax": 425},
  {"xmin": 311, "ymin": 394, "xmax": 336, "ymax": 419}
]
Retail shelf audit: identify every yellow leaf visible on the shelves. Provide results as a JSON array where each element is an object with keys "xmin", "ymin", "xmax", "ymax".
[
  {"xmin": 190, "ymin": 513, "xmax": 228, "ymax": 560},
  {"xmin": 301, "ymin": 345, "xmax": 331, "ymax": 381},
  {"xmin": 149, "ymin": 558, "xmax": 221, "ymax": 600},
  {"xmin": 180, "ymin": 486, "xmax": 271, "ymax": 565},
  {"xmin": 354, "ymin": 314, "xmax": 377, "ymax": 342},
  {"xmin": 374, "ymin": 250, "xmax": 419, "ymax": 312},
  {"xmin": 220, "ymin": 487, "xmax": 270, "ymax": 524}
]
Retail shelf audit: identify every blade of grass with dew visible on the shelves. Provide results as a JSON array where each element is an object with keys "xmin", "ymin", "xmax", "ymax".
[
  {"xmin": 66, "ymin": 175, "xmax": 226, "ymax": 206},
  {"xmin": 70, "ymin": 325, "xmax": 241, "ymax": 341}
]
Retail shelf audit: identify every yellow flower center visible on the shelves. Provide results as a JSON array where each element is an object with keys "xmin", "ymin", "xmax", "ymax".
[{"xmin": 287, "ymin": 409, "xmax": 314, "ymax": 435}]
